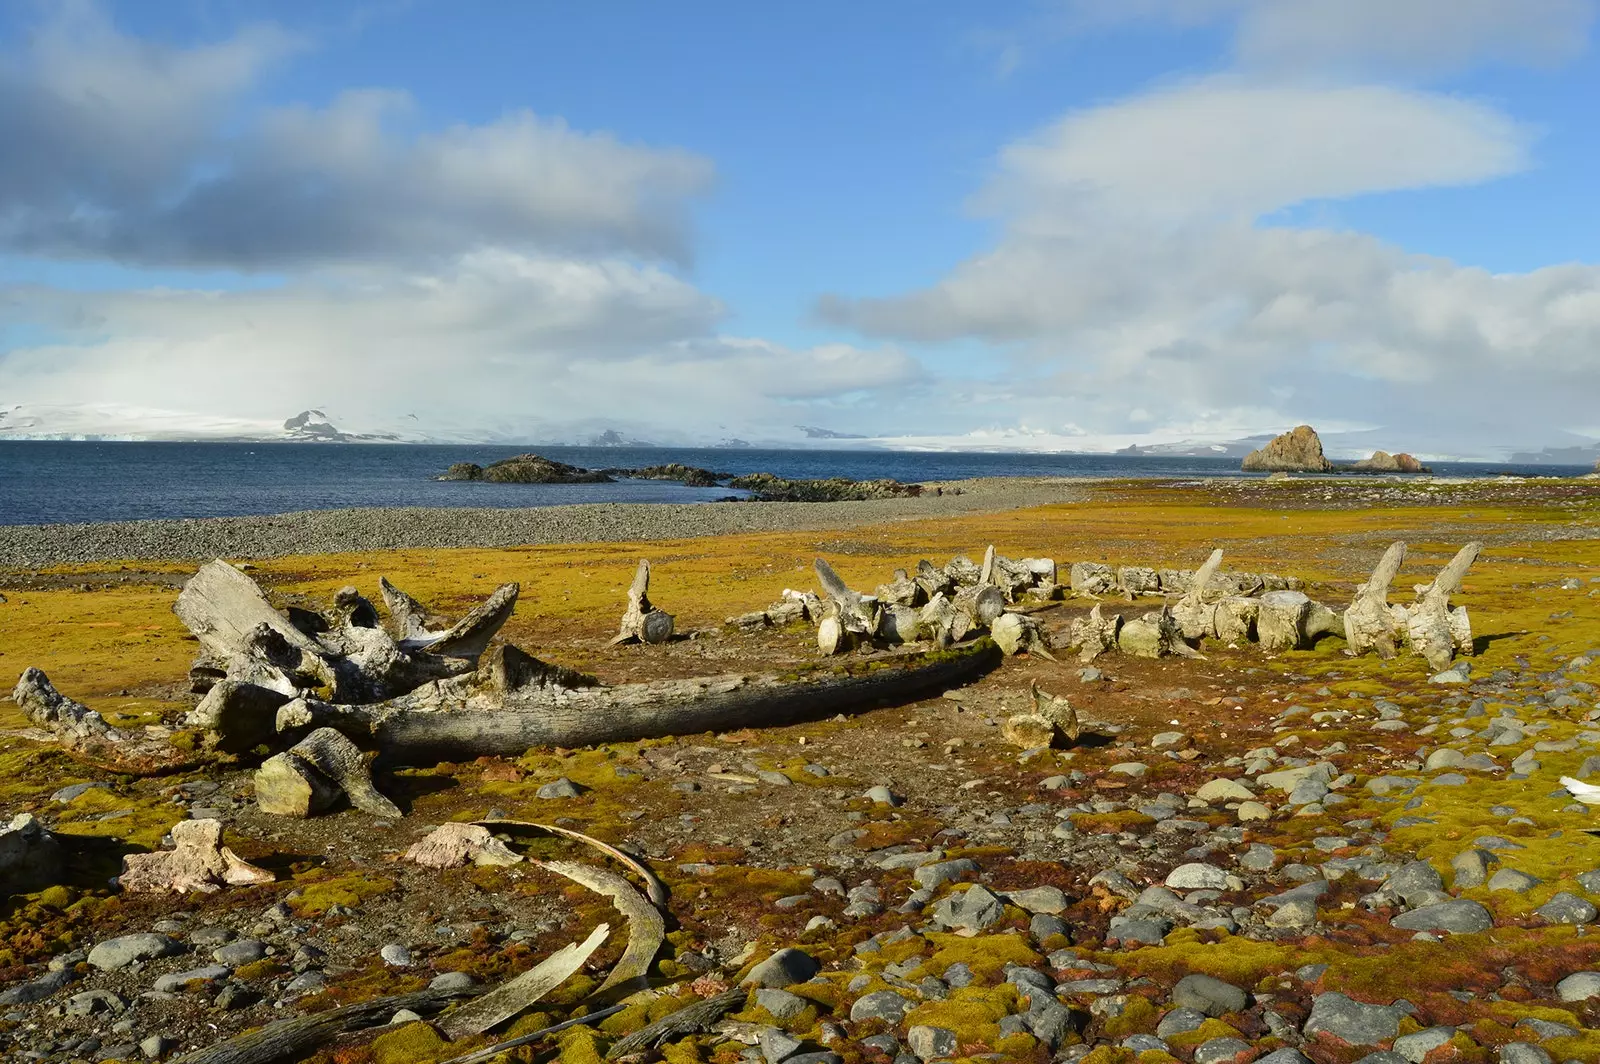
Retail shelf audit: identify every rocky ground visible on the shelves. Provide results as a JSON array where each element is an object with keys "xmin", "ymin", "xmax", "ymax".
[{"xmin": 2, "ymin": 477, "xmax": 1599, "ymax": 1064}]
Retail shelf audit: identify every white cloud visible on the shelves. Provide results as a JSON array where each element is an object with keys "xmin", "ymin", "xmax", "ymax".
[
  {"xmin": 821, "ymin": 76, "xmax": 1600, "ymax": 450},
  {"xmin": 0, "ymin": 254, "xmax": 921, "ymax": 439},
  {"xmin": 0, "ymin": 6, "xmax": 712, "ymax": 267},
  {"xmin": 986, "ymin": 82, "xmax": 1529, "ymax": 224}
]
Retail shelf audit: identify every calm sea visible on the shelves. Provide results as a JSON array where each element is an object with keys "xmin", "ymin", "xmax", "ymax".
[{"xmin": 0, "ymin": 441, "xmax": 1588, "ymax": 526}]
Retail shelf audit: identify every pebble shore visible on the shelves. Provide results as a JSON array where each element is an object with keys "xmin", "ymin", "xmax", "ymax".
[{"xmin": 0, "ymin": 477, "xmax": 1088, "ymax": 568}]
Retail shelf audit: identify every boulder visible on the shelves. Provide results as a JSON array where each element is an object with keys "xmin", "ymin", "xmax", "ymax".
[
  {"xmin": 1241, "ymin": 425, "xmax": 1334, "ymax": 473},
  {"xmin": 0, "ymin": 813, "xmax": 62, "ymax": 894}
]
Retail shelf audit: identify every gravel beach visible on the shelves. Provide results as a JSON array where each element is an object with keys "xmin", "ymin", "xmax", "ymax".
[{"xmin": 0, "ymin": 477, "xmax": 1090, "ymax": 568}]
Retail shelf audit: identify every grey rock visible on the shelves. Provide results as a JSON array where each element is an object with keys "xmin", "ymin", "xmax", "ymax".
[
  {"xmin": 1537, "ymin": 892, "xmax": 1597, "ymax": 925},
  {"xmin": 932, "ymin": 885, "xmax": 1005, "ymax": 932},
  {"xmin": 1024, "ymin": 995, "xmax": 1078, "ymax": 1048},
  {"xmin": 1391, "ymin": 900, "xmax": 1493, "ymax": 934},
  {"xmin": 139, "ymin": 1034, "xmax": 176, "ymax": 1060},
  {"xmin": 88, "ymin": 934, "xmax": 182, "ymax": 971},
  {"xmin": 913, "ymin": 859, "xmax": 978, "ymax": 891},
  {"xmin": 1007, "ymin": 885, "xmax": 1068, "ymax": 914},
  {"xmin": 1354, "ymin": 1054, "xmax": 1408, "ymax": 1064},
  {"xmin": 1555, "ymin": 971, "xmax": 1600, "ymax": 1001},
  {"xmin": 536, "ymin": 777, "xmax": 581, "ymax": 799},
  {"xmin": 379, "ymin": 943, "xmax": 413, "ymax": 967},
  {"xmin": 1121, "ymin": 1034, "xmax": 1170, "ymax": 1052},
  {"xmin": 213, "ymin": 983, "xmax": 256, "ymax": 1010},
  {"xmin": 1195, "ymin": 1037, "xmax": 1254, "ymax": 1064},
  {"xmin": 51, "ymin": 782, "xmax": 111, "ymax": 803},
  {"xmin": 864, "ymin": 785, "xmax": 901, "ymax": 806},
  {"xmin": 1386, "ymin": 861, "xmax": 1446, "ymax": 906},
  {"xmin": 1172, "ymin": 973, "xmax": 1248, "ymax": 1016},
  {"xmin": 187, "ymin": 926, "xmax": 235, "ymax": 948},
  {"xmin": 0, "ymin": 814, "xmax": 63, "ymax": 894},
  {"xmin": 1488, "ymin": 869, "xmax": 1542, "ymax": 893},
  {"xmin": 1393, "ymin": 1027, "xmax": 1456, "ymax": 1062},
  {"xmin": 744, "ymin": 948, "xmax": 820, "ymax": 989},
  {"xmin": 906, "ymin": 1026, "xmax": 957, "ymax": 1060},
  {"xmin": 1452, "ymin": 849, "xmax": 1497, "ymax": 889},
  {"xmin": 66, "ymin": 989, "xmax": 126, "ymax": 1016},
  {"xmin": 212, "ymin": 939, "xmax": 267, "ymax": 966},
  {"xmin": 755, "ymin": 988, "xmax": 809, "ymax": 1021},
  {"xmin": 152, "ymin": 965, "xmax": 230, "ymax": 993},
  {"xmin": 1304, "ymin": 992, "xmax": 1406, "ymax": 1046},
  {"xmin": 1108, "ymin": 915, "xmax": 1172, "ymax": 945},
  {"xmin": 1497, "ymin": 1045, "xmax": 1551, "ymax": 1064},
  {"xmin": 759, "ymin": 1028, "xmax": 804, "ymax": 1064},
  {"xmin": 850, "ymin": 989, "xmax": 914, "ymax": 1023},
  {"xmin": 1030, "ymin": 913, "xmax": 1068, "ymax": 942},
  {"xmin": 1156, "ymin": 1006, "xmax": 1207, "ymax": 1037},
  {"xmin": 1517, "ymin": 1018, "xmax": 1577, "ymax": 1039},
  {"xmin": 1165, "ymin": 863, "xmax": 1230, "ymax": 890},
  {"xmin": 280, "ymin": 971, "xmax": 327, "ymax": 998},
  {"xmin": 429, "ymin": 971, "xmax": 478, "ymax": 991},
  {"xmin": 0, "ymin": 968, "xmax": 74, "ymax": 1006}
]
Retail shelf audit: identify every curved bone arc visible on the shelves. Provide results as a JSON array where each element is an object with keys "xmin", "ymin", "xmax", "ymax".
[
  {"xmin": 438, "ymin": 922, "xmax": 610, "ymax": 1039},
  {"xmin": 538, "ymin": 859, "xmax": 665, "ymax": 996},
  {"xmin": 475, "ymin": 819, "xmax": 668, "ymax": 905}
]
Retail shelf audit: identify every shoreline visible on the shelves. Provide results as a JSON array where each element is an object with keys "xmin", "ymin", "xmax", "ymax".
[{"xmin": 0, "ymin": 476, "xmax": 1093, "ymax": 568}]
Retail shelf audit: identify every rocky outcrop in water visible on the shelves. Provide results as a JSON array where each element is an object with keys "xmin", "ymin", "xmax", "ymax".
[
  {"xmin": 600, "ymin": 463, "xmax": 728, "ymax": 487},
  {"xmin": 1351, "ymin": 450, "xmax": 1431, "ymax": 473},
  {"xmin": 1240, "ymin": 425, "xmax": 1333, "ymax": 472},
  {"xmin": 438, "ymin": 455, "xmax": 613, "ymax": 484},
  {"xmin": 726, "ymin": 472, "xmax": 921, "ymax": 502}
]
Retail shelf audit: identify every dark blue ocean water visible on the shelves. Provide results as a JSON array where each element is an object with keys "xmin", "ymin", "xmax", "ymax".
[{"xmin": 0, "ymin": 441, "xmax": 1588, "ymax": 526}]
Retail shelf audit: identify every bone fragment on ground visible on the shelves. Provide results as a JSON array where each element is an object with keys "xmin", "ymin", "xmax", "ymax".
[
  {"xmin": 10, "ymin": 668, "xmax": 187, "ymax": 773},
  {"xmin": 610, "ymin": 560, "xmax": 674, "ymax": 646},
  {"xmin": 1395, "ymin": 542, "xmax": 1482, "ymax": 671},
  {"xmin": 404, "ymin": 823, "xmax": 522, "ymax": 868},
  {"xmin": 120, "ymin": 818, "xmax": 273, "ymax": 893},
  {"xmin": 253, "ymin": 727, "xmax": 399, "ymax": 818},
  {"xmin": 1069, "ymin": 604, "xmax": 1121, "ymax": 663}
]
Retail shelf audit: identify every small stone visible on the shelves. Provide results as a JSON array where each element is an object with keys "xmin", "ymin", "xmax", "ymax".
[
  {"xmin": 759, "ymin": 1028, "xmax": 804, "ymax": 1064},
  {"xmin": 51, "ymin": 782, "xmax": 111, "ymax": 804},
  {"xmin": 1304, "ymin": 992, "xmax": 1406, "ymax": 1046},
  {"xmin": 1451, "ymin": 849, "xmax": 1497, "ymax": 889},
  {"xmin": 152, "ymin": 964, "xmax": 230, "ymax": 993},
  {"xmin": 390, "ymin": 1008, "xmax": 423, "ymax": 1024},
  {"xmin": 139, "ymin": 1035, "xmax": 175, "ymax": 1060},
  {"xmin": 1392, "ymin": 1027, "xmax": 1456, "ymax": 1063},
  {"xmin": 1156, "ymin": 1006, "xmax": 1207, "ymax": 1037},
  {"xmin": 212, "ymin": 939, "xmax": 267, "ymax": 966},
  {"xmin": 214, "ymin": 983, "xmax": 256, "ymax": 1010},
  {"xmin": 1197, "ymin": 778, "xmax": 1254, "ymax": 803},
  {"xmin": 379, "ymin": 943, "xmax": 413, "ymax": 967},
  {"xmin": 1536, "ymin": 892, "xmax": 1597, "ymax": 925},
  {"xmin": 932, "ymin": 885, "xmax": 1005, "ymax": 932},
  {"xmin": 1497, "ymin": 1044, "xmax": 1551, "ymax": 1064},
  {"xmin": 1555, "ymin": 971, "xmax": 1600, "ymax": 1001},
  {"xmin": 536, "ymin": 777, "xmax": 581, "ymax": 799},
  {"xmin": 864, "ymin": 785, "xmax": 901, "ymax": 806},
  {"xmin": 1109, "ymin": 762, "xmax": 1148, "ymax": 778},
  {"xmin": 755, "ymin": 988, "xmax": 808, "ymax": 1020},
  {"xmin": 744, "ymin": 948, "xmax": 820, "ymax": 989},
  {"xmin": 1391, "ymin": 900, "xmax": 1493, "ymax": 934},
  {"xmin": 1172, "ymin": 973, "xmax": 1248, "ymax": 1017},
  {"xmin": 1166, "ymin": 863, "xmax": 1230, "ymax": 890},
  {"xmin": 1007, "ymin": 886, "xmax": 1068, "ymax": 914},
  {"xmin": 88, "ymin": 934, "xmax": 182, "ymax": 971},
  {"xmin": 850, "ymin": 989, "xmax": 914, "ymax": 1023},
  {"xmin": 1195, "ymin": 1037, "xmax": 1254, "ymax": 1064},
  {"xmin": 906, "ymin": 1026, "xmax": 957, "ymax": 1061},
  {"xmin": 1487, "ymin": 869, "xmax": 1541, "ymax": 893},
  {"xmin": 1237, "ymin": 801, "xmax": 1272, "ymax": 822},
  {"xmin": 429, "ymin": 971, "xmax": 478, "ymax": 991}
]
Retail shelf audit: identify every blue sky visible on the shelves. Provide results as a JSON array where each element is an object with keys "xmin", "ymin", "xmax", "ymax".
[{"xmin": 2, "ymin": 1, "xmax": 1598, "ymax": 456}]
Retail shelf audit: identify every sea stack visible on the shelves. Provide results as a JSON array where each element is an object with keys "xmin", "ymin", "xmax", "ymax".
[
  {"xmin": 1351, "ymin": 450, "xmax": 1431, "ymax": 473},
  {"xmin": 1241, "ymin": 425, "xmax": 1333, "ymax": 473}
]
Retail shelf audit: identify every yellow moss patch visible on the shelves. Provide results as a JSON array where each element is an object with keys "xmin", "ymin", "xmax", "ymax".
[
  {"xmin": 556, "ymin": 1027, "xmax": 608, "ymax": 1064},
  {"xmin": 922, "ymin": 931, "xmax": 1039, "ymax": 980},
  {"xmin": 902, "ymin": 984, "xmax": 1018, "ymax": 1046},
  {"xmin": 1114, "ymin": 929, "xmax": 1296, "ymax": 989},
  {"xmin": 370, "ymin": 1022, "xmax": 449, "ymax": 1064},
  {"xmin": 289, "ymin": 873, "xmax": 397, "ymax": 915},
  {"xmin": 1102, "ymin": 995, "xmax": 1159, "ymax": 1039}
]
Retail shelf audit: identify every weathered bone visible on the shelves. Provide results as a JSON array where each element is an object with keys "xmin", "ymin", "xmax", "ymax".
[
  {"xmin": 1344, "ymin": 542, "xmax": 1407, "ymax": 658},
  {"xmin": 253, "ymin": 727, "xmax": 399, "ymax": 818},
  {"xmin": 11, "ymin": 668, "xmax": 188, "ymax": 774},
  {"xmin": 1397, "ymin": 542, "xmax": 1482, "ymax": 670},
  {"xmin": 814, "ymin": 558, "xmax": 879, "ymax": 634},
  {"xmin": 1005, "ymin": 682, "xmax": 1081, "ymax": 748},
  {"xmin": 610, "ymin": 560, "xmax": 675, "ymax": 646},
  {"xmin": 991, "ymin": 612, "xmax": 1056, "ymax": 659},
  {"xmin": 393, "ymin": 581, "xmax": 519, "ymax": 660},
  {"xmin": 1118, "ymin": 606, "xmax": 1201, "ymax": 659},
  {"xmin": 1069, "ymin": 604, "xmax": 1121, "ymax": 663},
  {"xmin": 379, "ymin": 576, "xmax": 432, "ymax": 641},
  {"xmin": 404, "ymin": 822, "xmax": 523, "ymax": 868},
  {"xmin": 120, "ymin": 818, "xmax": 273, "ymax": 893},
  {"xmin": 1256, "ymin": 590, "xmax": 1314, "ymax": 652},
  {"xmin": 1171, "ymin": 549, "xmax": 1224, "ymax": 641}
]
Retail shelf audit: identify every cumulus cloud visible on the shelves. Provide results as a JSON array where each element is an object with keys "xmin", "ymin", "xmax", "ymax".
[
  {"xmin": 0, "ymin": 6, "xmax": 712, "ymax": 267},
  {"xmin": 0, "ymin": 253, "xmax": 921, "ymax": 439},
  {"xmin": 820, "ymin": 72, "xmax": 1600, "ymax": 451}
]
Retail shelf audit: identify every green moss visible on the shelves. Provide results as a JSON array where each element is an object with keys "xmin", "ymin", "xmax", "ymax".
[
  {"xmin": 289, "ymin": 873, "xmax": 397, "ymax": 915},
  {"xmin": 902, "ymin": 984, "xmax": 1018, "ymax": 1046},
  {"xmin": 557, "ymin": 1027, "xmax": 608, "ymax": 1064},
  {"xmin": 370, "ymin": 1022, "xmax": 449, "ymax": 1064},
  {"xmin": 1102, "ymin": 995, "xmax": 1159, "ymax": 1039},
  {"xmin": 922, "ymin": 932, "xmax": 1040, "ymax": 980}
]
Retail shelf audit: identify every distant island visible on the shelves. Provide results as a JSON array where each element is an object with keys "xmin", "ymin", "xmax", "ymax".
[
  {"xmin": 1241, "ymin": 425, "xmax": 1432, "ymax": 474},
  {"xmin": 438, "ymin": 453, "xmax": 922, "ymax": 502}
]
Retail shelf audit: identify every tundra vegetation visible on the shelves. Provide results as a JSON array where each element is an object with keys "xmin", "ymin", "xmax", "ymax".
[{"xmin": 1, "ymin": 475, "xmax": 1599, "ymax": 1064}]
